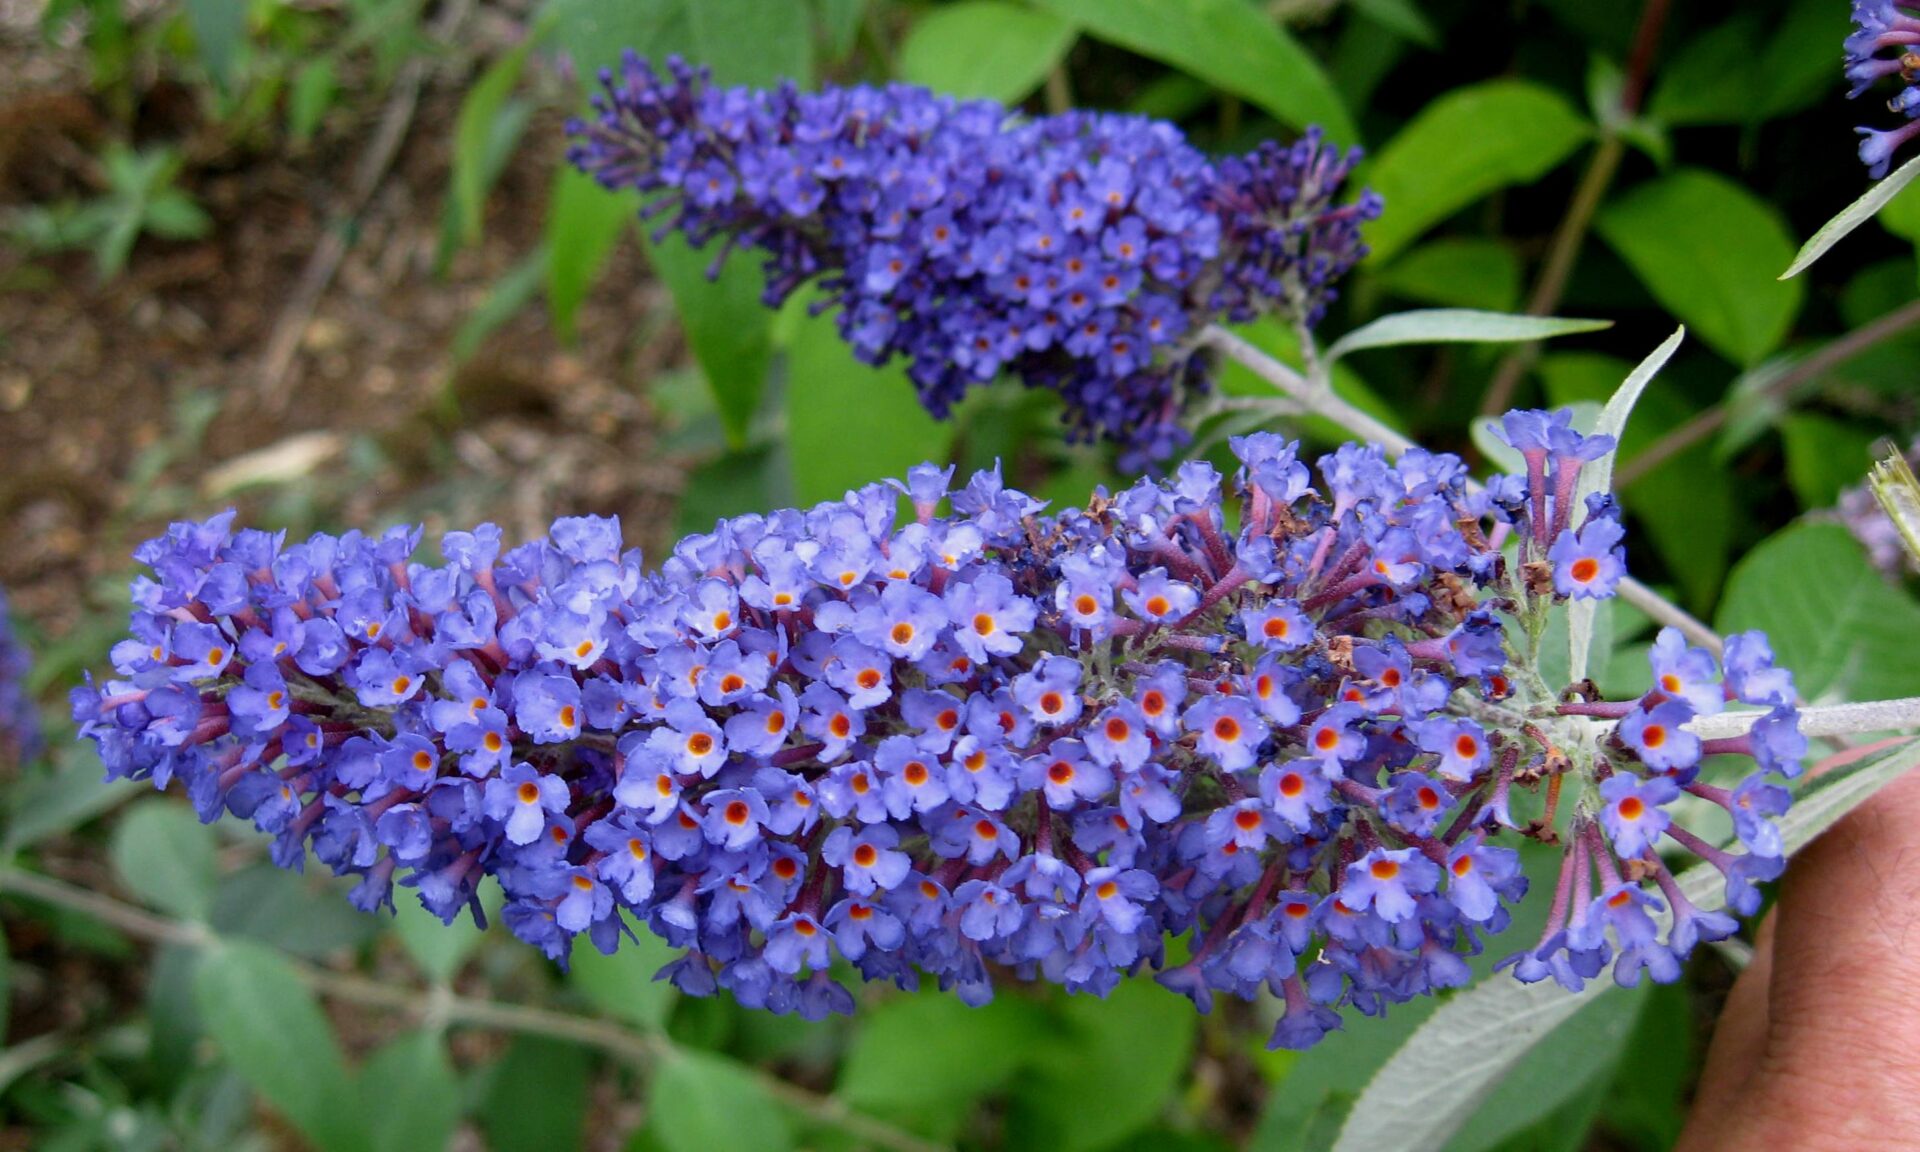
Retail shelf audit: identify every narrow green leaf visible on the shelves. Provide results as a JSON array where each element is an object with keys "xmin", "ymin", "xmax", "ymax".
[
  {"xmin": 1334, "ymin": 738, "xmax": 1920, "ymax": 1152},
  {"xmin": 1716, "ymin": 522, "xmax": 1920, "ymax": 703},
  {"xmin": 568, "ymin": 931, "xmax": 679, "ymax": 1030},
  {"xmin": 1567, "ymin": 328, "xmax": 1685, "ymax": 683},
  {"xmin": 648, "ymin": 1050, "xmax": 792, "ymax": 1152},
  {"xmin": 1029, "ymin": 0, "xmax": 1358, "ymax": 145},
  {"xmin": 784, "ymin": 302, "xmax": 955, "ymax": 505},
  {"xmin": 1596, "ymin": 168, "xmax": 1803, "ymax": 366},
  {"xmin": 194, "ymin": 939, "xmax": 365, "ymax": 1152},
  {"xmin": 110, "ymin": 801, "xmax": 218, "ymax": 922},
  {"xmin": 5, "ymin": 743, "xmax": 144, "ymax": 852},
  {"xmin": 688, "ymin": 0, "xmax": 812, "ymax": 87},
  {"xmin": 899, "ymin": 2, "xmax": 1076, "ymax": 103},
  {"xmin": 1324, "ymin": 309, "xmax": 1609, "ymax": 363},
  {"xmin": 644, "ymin": 230, "xmax": 774, "ymax": 451},
  {"xmin": 289, "ymin": 59, "xmax": 337, "ymax": 145},
  {"xmin": 363, "ymin": 1031, "xmax": 460, "ymax": 1152},
  {"xmin": 1781, "ymin": 153, "xmax": 1920, "ymax": 279},
  {"xmin": 546, "ymin": 168, "xmax": 634, "ymax": 343},
  {"xmin": 452, "ymin": 245, "xmax": 550, "ymax": 364},
  {"xmin": 452, "ymin": 41, "xmax": 536, "ymax": 246},
  {"xmin": 185, "ymin": 0, "xmax": 247, "ymax": 92},
  {"xmin": 1363, "ymin": 81, "xmax": 1591, "ymax": 263}
]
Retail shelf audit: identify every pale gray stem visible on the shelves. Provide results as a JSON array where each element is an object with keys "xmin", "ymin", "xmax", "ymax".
[
  {"xmin": 1198, "ymin": 323, "xmax": 1723, "ymax": 652},
  {"xmin": 1686, "ymin": 697, "xmax": 1920, "ymax": 741}
]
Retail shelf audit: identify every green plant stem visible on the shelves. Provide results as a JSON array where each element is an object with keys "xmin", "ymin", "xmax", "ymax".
[
  {"xmin": 1614, "ymin": 296, "xmax": 1920, "ymax": 488},
  {"xmin": 0, "ymin": 868, "xmax": 950, "ymax": 1152},
  {"xmin": 1198, "ymin": 323, "xmax": 1722, "ymax": 651}
]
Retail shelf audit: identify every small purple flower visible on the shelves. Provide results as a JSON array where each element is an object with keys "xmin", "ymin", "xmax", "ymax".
[
  {"xmin": 1547, "ymin": 518, "xmax": 1625, "ymax": 600},
  {"xmin": 1123, "ymin": 569, "xmax": 1199, "ymax": 624},
  {"xmin": 1618, "ymin": 702, "xmax": 1701, "ymax": 774},
  {"xmin": 483, "ymin": 762, "xmax": 569, "ymax": 845},
  {"xmin": 1340, "ymin": 848, "xmax": 1440, "ymax": 923},
  {"xmin": 1598, "ymin": 773, "xmax": 1678, "ymax": 858},
  {"xmin": 1184, "ymin": 694, "xmax": 1269, "ymax": 773},
  {"xmin": 822, "ymin": 824, "xmax": 912, "ymax": 895}
]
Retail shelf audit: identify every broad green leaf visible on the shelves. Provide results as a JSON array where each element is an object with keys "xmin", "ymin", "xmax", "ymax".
[
  {"xmin": 362, "ymin": 1031, "xmax": 460, "ymax": 1152},
  {"xmin": 452, "ymin": 40, "xmax": 538, "ymax": 246},
  {"xmin": 1566, "ymin": 329, "xmax": 1684, "ymax": 683},
  {"xmin": 839, "ymin": 992, "xmax": 1047, "ymax": 1136},
  {"xmin": 644, "ymin": 231, "xmax": 775, "ymax": 451},
  {"xmin": 1599, "ymin": 982, "xmax": 1694, "ymax": 1151},
  {"xmin": 477, "ymin": 1037, "xmax": 592, "ymax": 1152},
  {"xmin": 1646, "ymin": 16, "xmax": 1764, "ymax": 127},
  {"xmin": 785, "ymin": 304, "xmax": 955, "ymax": 505},
  {"xmin": 568, "ymin": 931, "xmax": 679, "ymax": 1030},
  {"xmin": 210, "ymin": 864, "xmax": 382, "ymax": 959},
  {"xmin": 688, "ymin": 0, "xmax": 812, "ymax": 87},
  {"xmin": 674, "ymin": 445, "xmax": 794, "ymax": 537},
  {"xmin": 1029, "ymin": 0, "xmax": 1357, "ymax": 145},
  {"xmin": 899, "ymin": 2, "xmax": 1076, "ymax": 102},
  {"xmin": 1781, "ymin": 414, "xmax": 1880, "ymax": 509},
  {"xmin": 1717, "ymin": 522, "xmax": 1920, "ymax": 703},
  {"xmin": 391, "ymin": 881, "xmax": 499, "ymax": 983},
  {"xmin": 1334, "ymin": 738, "xmax": 1920, "ymax": 1152},
  {"xmin": 1363, "ymin": 81, "xmax": 1590, "ymax": 263},
  {"xmin": 1324, "ymin": 309, "xmax": 1609, "ymax": 364},
  {"xmin": 551, "ymin": 0, "xmax": 690, "ymax": 76},
  {"xmin": 185, "ymin": 0, "xmax": 246, "ymax": 91},
  {"xmin": 1756, "ymin": 0, "xmax": 1855, "ymax": 120},
  {"xmin": 194, "ymin": 939, "xmax": 365, "ymax": 1152},
  {"xmin": 1005, "ymin": 980, "xmax": 1196, "ymax": 1152},
  {"xmin": 1372, "ymin": 239, "xmax": 1521, "ymax": 312},
  {"xmin": 1598, "ymin": 168, "xmax": 1803, "ymax": 366},
  {"xmin": 648, "ymin": 1050, "xmax": 792, "ymax": 1152},
  {"xmin": 1349, "ymin": 0, "xmax": 1438, "ymax": 48},
  {"xmin": 110, "ymin": 801, "xmax": 217, "ymax": 922},
  {"xmin": 546, "ymin": 168, "xmax": 634, "ymax": 343},
  {"xmin": 1781, "ymin": 153, "xmax": 1920, "ymax": 279}
]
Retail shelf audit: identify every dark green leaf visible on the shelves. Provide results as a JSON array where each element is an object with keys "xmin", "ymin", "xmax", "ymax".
[
  {"xmin": 1784, "ymin": 154, "xmax": 1920, "ymax": 278},
  {"xmin": 644, "ymin": 231, "xmax": 775, "ymax": 451},
  {"xmin": 551, "ymin": 0, "xmax": 690, "ymax": 77},
  {"xmin": 674, "ymin": 445, "xmax": 793, "ymax": 537},
  {"xmin": 1716, "ymin": 521, "xmax": 1920, "ymax": 703},
  {"xmin": 1646, "ymin": 16, "xmax": 1763, "ymax": 127},
  {"xmin": 1363, "ymin": 80, "xmax": 1591, "ymax": 263},
  {"xmin": 784, "ymin": 304, "xmax": 955, "ymax": 505},
  {"xmin": 546, "ymin": 167, "xmax": 634, "ymax": 343},
  {"xmin": 4, "ymin": 742, "xmax": 144, "ymax": 852},
  {"xmin": 1781, "ymin": 414, "xmax": 1880, "ymax": 510},
  {"xmin": 813, "ymin": 0, "xmax": 866, "ymax": 60},
  {"xmin": 1029, "ymin": 0, "xmax": 1357, "ymax": 145},
  {"xmin": 899, "ymin": 2, "xmax": 1076, "ymax": 102},
  {"xmin": 648, "ymin": 1050, "xmax": 792, "ymax": 1152},
  {"xmin": 110, "ymin": 801, "xmax": 217, "ymax": 922},
  {"xmin": 838, "ymin": 992, "xmax": 1047, "ymax": 1136},
  {"xmin": 1596, "ymin": 168, "xmax": 1803, "ymax": 366},
  {"xmin": 362, "ymin": 1031, "xmax": 461, "ymax": 1152},
  {"xmin": 1005, "ymin": 980, "xmax": 1196, "ymax": 1152},
  {"xmin": 478, "ymin": 1037, "xmax": 592, "ymax": 1152},
  {"xmin": 688, "ymin": 0, "xmax": 812, "ymax": 87},
  {"xmin": 569, "ymin": 932, "xmax": 679, "ymax": 1030},
  {"xmin": 1373, "ymin": 239, "xmax": 1522, "ymax": 312},
  {"xmin": 194, "ymin": 939, "xmax": 364, "ymax": 1152}
]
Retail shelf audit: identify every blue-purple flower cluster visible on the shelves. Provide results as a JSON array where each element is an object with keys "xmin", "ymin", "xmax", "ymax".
[
  {"xmin": 566, "ymin": 56, "xmax": 1378, "ymax": 465},
  {"xmin": 72, "ymin": 410, "xmax": 1797, "ymax": 1047},
  {"xmin": 0, "ymin": 587, "xmax": 39, "ymax": 765},
  {"xmin": 1848, "ymin": 1, "xmax": 1920, "ymax": 176}
]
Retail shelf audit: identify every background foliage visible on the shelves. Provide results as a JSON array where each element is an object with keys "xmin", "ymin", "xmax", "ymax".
[{"xmin": 3, "ymin": 0, "xmax": 1918, "ymax": 1149}]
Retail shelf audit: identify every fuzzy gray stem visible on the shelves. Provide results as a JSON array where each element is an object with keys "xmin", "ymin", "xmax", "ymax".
[{"xmin": 1686, "ymin": 697, "xmax": 1920, "ymax": 741}]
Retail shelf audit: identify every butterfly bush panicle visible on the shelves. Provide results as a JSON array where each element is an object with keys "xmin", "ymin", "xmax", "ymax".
[
  {"xmin": 566, "ymin": 56, "xmax": 1379, "ymax": 465},
  {"xmin": 74, "ymin": 409, "xmax": 1800, "ymax": 1048},
  {"xmin": 1848, "ymin": 0, "xmax": 1920, "ymax": 176},
  {"xmin": 1, "ymin": 588, "xmax": 40, "ymax": 765}
]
